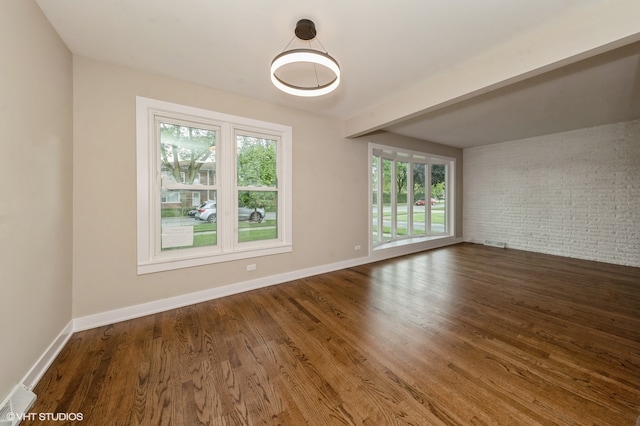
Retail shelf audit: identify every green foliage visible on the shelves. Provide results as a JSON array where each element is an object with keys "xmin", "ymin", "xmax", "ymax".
[
  {"xmin": 159, "ymin": 123, "xmax": 216, "ymax": 184},
  {"xmin": 431, "ymin": 164, "xmax": 445, "ymax": 185},
  {"xmin": 431, "ymin": 182, "xmax": 445, "ymax": 199},
  {"xmin": 396, "ymin": 162, "xmax": 408, "ymax": 195},
  {"xmin": 160, "ymin": 208, "xmax": 182, "ymax": 218},
  {"xmin": 236, "ymin": 136, "xmax": 276, "ymax": 187},
  {"xmin": 413, "ymin": 163, "xmax": 426, "ymax": 193},
  {"xmin": 236, "ymin": 136, "xmax": 277, "ymax": 210},
  {"xmin": 239, "ymin": 191, "xmax": 276, "ymax": 211}
]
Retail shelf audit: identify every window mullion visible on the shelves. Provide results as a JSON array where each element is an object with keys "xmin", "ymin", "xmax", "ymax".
[
  {"xmin": 368, "ymin": 142, "xmax": 454, "ymax": 250},
  {"xmin": 407, "ymin": 161, "xmax": 414, "ymax": 235},
  {"xmin": 220, "ymin": 122, "xmax": 235, "ymax": 251},
  {"xmin": 426, "ymin": 163, "xmax": 432, "ymax": 234},
  {"xmin": 376, "ymin": 156, "xmax": 383, "ymax": 244},
  {"xmin": 137, "ymin": 97, "xmax": 292, "ymax": 274},
  {"xmin": 391, "ymin": 158, "xmax": 397, "ymax": 239},
  {"xmin": 151, "ymin": 117, "xmax": 163, "ymax": 257}
]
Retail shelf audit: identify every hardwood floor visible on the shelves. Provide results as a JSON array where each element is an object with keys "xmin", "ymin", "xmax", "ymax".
[{"xmin": 27, "ymin": 243, "xmax": 640, "ymax": 425}]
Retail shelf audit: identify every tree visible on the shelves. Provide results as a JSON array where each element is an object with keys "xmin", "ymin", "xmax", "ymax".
[
  {"xmin": 431, "ymin": 164, "xmax": 445, "ymax": 186},
  {"xmin": 160, "ymin": 123, "xmax": 215, "ymax": 184},
  {"xmin": 431, "ymin": 182, "xmax": 445, "ymax": 199},
  {"xmin": 413, "ymin": 163, "xmax": 426, "ymax": 194},
  {"xmin": 236, "ymin": 136, "xmax": 276, "ymax": 187},
  {"xmin": 396, "ymin": 162, "xmax": 408, "ymax": 196},
  {"xmin": 236, "ymin": 136, "xmax": 277, "ymax": 219}
]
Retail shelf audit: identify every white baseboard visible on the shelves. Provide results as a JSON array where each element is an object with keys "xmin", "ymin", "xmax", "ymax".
[
  {"xmin": 74, "ymin": 237, "xmax": 463, "ymax": 331},
  {"xmin": 73, "ymin": 254, "xmax": 373, "ymax": 332},
  {"xmin": 20, "ymin": 321, "xmax": 74, "ymax": 390},
  {"xmin": 25, "ymin": 237, "xmax": 463, "ymax": 398}
]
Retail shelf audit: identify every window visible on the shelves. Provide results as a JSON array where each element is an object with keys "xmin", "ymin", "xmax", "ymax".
[
  {"xmin": 191, "ymin": 192, "xmax": 201, "ymax": 207},
  {"xmin": 370, "ymin": 144, "xmax": 454, "ymax": 248},
  {"xmin": 136, "ymin": 97, "xmax": 292, "ymax": 274}
]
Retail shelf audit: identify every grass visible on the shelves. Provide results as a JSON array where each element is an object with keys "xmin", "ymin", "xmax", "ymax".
[
  {"xmin": 239, "ymin": 219, "xmax": 277, "ymax": 242},
  {"xmin": 375, "ymin": 205, "xmax": 446, "ymax": 225},
  {"xmin": 238, "ymin": 228, "xmax": 277, "ymax": 242},
  {"xmin": 163, "ymin": 219, "xmax": 277, "ymax": 250}
]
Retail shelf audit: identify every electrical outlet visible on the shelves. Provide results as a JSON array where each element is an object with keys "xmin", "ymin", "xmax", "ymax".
[
  {"xmin": 246, "ymin": 264, "xmax": 256, "ymax": 271},
  {"xmin": 354, "ymin": 245, "xmax": 361, "ymax": 251}
]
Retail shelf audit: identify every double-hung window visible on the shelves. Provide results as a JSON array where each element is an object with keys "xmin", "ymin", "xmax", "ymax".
[
  {"xmin": 371, "ymin": 144, "xmax": 454, "ymax": 248},
  {"xmin": 136, "ymin": 97, "xmax": 292, "ymax": 274}
]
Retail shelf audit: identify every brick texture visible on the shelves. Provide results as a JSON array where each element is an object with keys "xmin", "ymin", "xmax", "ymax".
[{"xmin": 464, "ymin": 119, "xmax": 640, "ymax": 267}]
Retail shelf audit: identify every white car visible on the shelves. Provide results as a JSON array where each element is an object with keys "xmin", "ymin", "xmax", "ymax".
[{"xmin": 195, "ymin": 201, "xmax": 265, "ymax": 223}]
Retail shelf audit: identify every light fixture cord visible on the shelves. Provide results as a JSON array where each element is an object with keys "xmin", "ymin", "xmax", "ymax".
[
  {"xmin": 281, "ymin": 35, "xmax": 297, "ymax": 53},
  {"xmin": 308, "ymin": 39, "xmax": 321, "ymax": 88},
  {"xmin": 278, "ymin": 34, "xmax": 332, "ymax": 89},
  {"xmin": 315, "ymin": 37, "xmax": 329, "ymax": 54}
]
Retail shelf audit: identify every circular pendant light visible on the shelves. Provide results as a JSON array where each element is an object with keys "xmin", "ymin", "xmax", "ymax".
[{"xmin": 270, "ymin": 19, "xmax": 341, "ymax": 97}]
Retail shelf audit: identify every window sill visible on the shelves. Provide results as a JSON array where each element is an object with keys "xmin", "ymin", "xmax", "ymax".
[
  {"xmin": 138, "ymin": 244, "xmax": 292, "ymax": 275},
  {"xmin": 373, "ymin": 234, "xmax": 452, "ymax": 251}
]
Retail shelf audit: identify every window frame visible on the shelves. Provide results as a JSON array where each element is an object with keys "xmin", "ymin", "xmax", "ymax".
[
  {"xmin": 136, "ymin": 97, "xmax": 292, "ymax": 274},
  {"xmin": 369, "ymin": 143, "xmax": 455, "ymax": 250}
]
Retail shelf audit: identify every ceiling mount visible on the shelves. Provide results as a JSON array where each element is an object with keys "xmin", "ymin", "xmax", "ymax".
[
  {"xmin": 294, "ymin": 19, "xmax": 317, "ymax": 41},
  {"xmin": 270, "ymin": 18, "xmax": 341, "ymax": 97}
]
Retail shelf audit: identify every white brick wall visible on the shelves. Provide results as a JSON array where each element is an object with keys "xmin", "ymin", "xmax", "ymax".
[{"xmin": 464, "ymin": 119, "xmax": 640, "ymax": 267}]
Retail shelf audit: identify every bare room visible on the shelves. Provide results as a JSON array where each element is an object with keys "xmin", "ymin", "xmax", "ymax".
[{"xmin": 1, "ymin": 1, "xmax": 639, "ymax": 424}]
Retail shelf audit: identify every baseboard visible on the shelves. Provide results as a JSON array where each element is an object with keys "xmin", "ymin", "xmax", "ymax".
[
  {"xmin": 75, "ymin": 238, "xmax": 464, "ymax": 331},
  {"xmin": 30, "ymin": 238, "xmax": 464, "ymax": 397},
  {"xmin": 371, "ymin": 236, "xmax": 464, "ymax": 262},
  {"xmin": 20, "ymin": 321, "xmax": 74, "ymax": 390},
  {"xmin": 12, "ymin": 238, "xmax": 468, "ymax": 412},
  {"xmin": 73, "ymin": 254, "xmax": 374, "ymax": 332}
]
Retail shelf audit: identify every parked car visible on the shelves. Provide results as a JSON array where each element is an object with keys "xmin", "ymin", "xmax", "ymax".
[
  {"xmin": 188, "ymin": 202, "xmax": 207, "ymax": 217},
  {"xmin": 415, "ymin": 198, "xmax": 437, "ymax": 206},
  {"xmin": 195, "ymin": 201, "xmax": 265, "ymax": 223}
]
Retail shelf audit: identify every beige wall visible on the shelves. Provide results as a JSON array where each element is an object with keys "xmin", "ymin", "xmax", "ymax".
[
  {"xmin": 72, "ymin": 58, "xmax": 464, "ymax": 319},
  {"xmin": 0, "ymin": 4, "xmax": 464, "ymax": 401},
  {"xmin": 72, "ymin": 57, "xmax": 372, "ymax": 317},
  {"xmin": 0, "ymin": 0, "xmax": 73, "ymax": 399}
]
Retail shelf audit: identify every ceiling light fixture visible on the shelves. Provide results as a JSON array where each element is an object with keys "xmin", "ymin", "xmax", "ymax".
[{"xmin": 270, "ymin": 19, "xmax": 340, "ymax": 97}]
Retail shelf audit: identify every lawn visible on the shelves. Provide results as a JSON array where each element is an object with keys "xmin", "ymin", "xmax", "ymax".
[
  {"xmin": 163, "ymin": 219, "xmax": 277, "ymax": 250},
  {"xmin": 374, "ymin": 204, "xmax": 446, "ymax": 225}
]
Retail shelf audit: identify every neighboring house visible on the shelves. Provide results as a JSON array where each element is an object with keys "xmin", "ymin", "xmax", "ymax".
[{"xmin": 161, "ymin": 162, "xmax": 216, "ymax": 213}]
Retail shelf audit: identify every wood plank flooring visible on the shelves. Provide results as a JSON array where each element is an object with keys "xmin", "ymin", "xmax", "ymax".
[{"xmin": 27, "ymin": 243, "xmax": 640, "ymax": 425}]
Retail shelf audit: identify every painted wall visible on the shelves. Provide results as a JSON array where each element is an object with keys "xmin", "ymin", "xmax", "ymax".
[
  {"xmin": 0, "ymin": 0, "xmax": 73, "ymax": 400},
  {"xmin": 72, "ymin": 57, "xmax": 373, "ymax": 318},
  {"xmin": 464, "ymin": 119, "xmax": 640, "ymax": 267},
  {"xmin": 71, "ymin": 57, "xmax": 466, "ymax": 323}
]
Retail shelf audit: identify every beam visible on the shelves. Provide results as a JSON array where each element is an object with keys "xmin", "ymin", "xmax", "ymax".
[{"xmin": 345, "ymin": 1, "xmax": 640, "ymax": 138}]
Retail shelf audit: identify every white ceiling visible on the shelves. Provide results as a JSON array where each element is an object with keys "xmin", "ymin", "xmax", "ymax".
[{"xmin": 36, "ymin": 0, "xmax": 640, "ymax": 148}]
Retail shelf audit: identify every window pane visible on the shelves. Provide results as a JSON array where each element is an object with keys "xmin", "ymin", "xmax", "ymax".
[
  {"xmin": 159, "ymin": 122, "xmax": 217, "ymax": 252},
  {"xmin": 238, "ymin": 191, "xmax": 277, "ymax": 242},
  {"xmin": 161, "ymin": 190, "xmax": 217, "ymax": 251},
  {"xmin": 381, "ymin": 158, "xmax": 393, "ymax": 242},
  {"xmin": 396, "ymin": 161, "xmax": 408, "ymax": 237},
  {"xmin": 412, "ymin": 163, "xmax": 427, "ymax": 235},
  {"xmin": 236, "ymin": 135, "xmax": 277, "ymax": 187},
  {"xmin": 138, "ymin": 97, "xmax": 293, "ymax": 273},
  {"xmin": 431, "ymin": 164, "xmax": 446, "ymax": 233},
  {"xmin": 160, "ymin": 122, "xmax": 216, "ymax": 185},
  {"xmin": 372, "ymin": 156, "xmax": 379, "ymax": 244}
]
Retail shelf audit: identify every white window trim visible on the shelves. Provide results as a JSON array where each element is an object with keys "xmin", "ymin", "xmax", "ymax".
[
  {"xmin": 136, "ymin": 97, "xmax": 292, "ymax": 274},
  {"xmin": 369, "ymin": 143, "xmax": 455, "ymax": 251}
]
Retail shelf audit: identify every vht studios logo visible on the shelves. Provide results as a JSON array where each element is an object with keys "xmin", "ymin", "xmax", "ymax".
[{"xmin": 4, "ymin": 411, "xmax": 84, "ymax": 422}]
